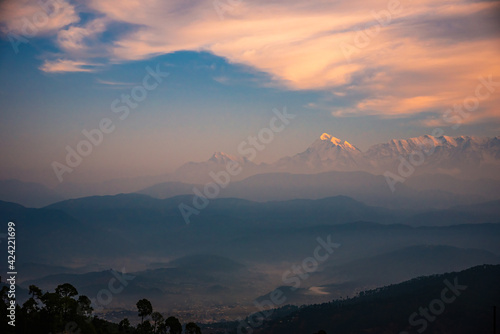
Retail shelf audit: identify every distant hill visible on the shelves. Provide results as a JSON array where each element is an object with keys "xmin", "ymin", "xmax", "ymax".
[
  {"xmin": 13, "ymin": 262, "xmax": 80, "ymax": 283},
  {"xmin": 0, "ymin": 179, "xmax": 64, "ymax": 207},
  {"xmin": 46, "ymin": 193, "xmax": 401, "ymax": 229},
  {"xmin": 405, "ymin": 173, "xmax": 500, "ymax": 199},
  {"xmin": 168, "ymin": 254, "xmax": 245, "ymax": 272},
  {"xmin": 224, "ymin": 264, "xmax": 500, "ymax": 334},
  {"xmin": 315, "ymin": 244, "xmax": 500, "ymax": 289},
  {"xmin": 53, "ymin": 174, "xmax": 169, "ymax": 199},
  {"xmin": 251, "ymin": 244, "xmax": 500, "ymax": 307},
  {"xmin": 42, "ymin": 194, "xmax": 500, "ymax": 263},
  {"xmin": 404, "ymin": 200, "xmax": 500, "ymax": 226},
  {"xmin": 136, "ymin": 181, "xmax": 199, "ymax": 199},
  {"xmin": 9, "ymin": 199, "xmax": 500, "ymax": 321},
  {"xmin": 0, "ymin": 200, "xmax": 125, "ymax": 266},
  {"xmin": 22, "ymin": 254, "xmax": 265, "ymax": 318},
  {"xmin": 139, "ymin": 171, "xmax": 491, "ymax": 210},
  {"xmin": 171, "ymin": 151, "xmax": 268, "ymax": 184}
]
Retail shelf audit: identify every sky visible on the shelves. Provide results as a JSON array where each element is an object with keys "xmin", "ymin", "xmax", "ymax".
[{"xmin": 0, "ymin": 0, "xmax": 499, "ymax": 186}]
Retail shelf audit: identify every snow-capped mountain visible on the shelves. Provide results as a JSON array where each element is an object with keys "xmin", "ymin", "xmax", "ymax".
[
  {"xmin": 170, "ymin": 133, "xmax": 500, "ymax": 183},
  {"xmin": 274, "ymin": 133, "xmax": 365, "ymax": 172},
  {"xmin": 273, "ymin": 133, "xmax": 500, "ymax": 177},
  {"xmin": 365, "ymin": 135, "xmax": 500, "ymax": 178},
  {"xmin": 366, "ymin": 135, "xmax": 499, "ymax": 161}
]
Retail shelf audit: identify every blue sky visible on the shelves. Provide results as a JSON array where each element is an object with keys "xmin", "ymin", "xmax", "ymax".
[{"xmin": 0, "ymin": 0, "xmax": 499, "ymax": 186}]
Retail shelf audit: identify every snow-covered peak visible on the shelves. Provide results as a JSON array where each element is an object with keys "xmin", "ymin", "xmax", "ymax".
[
  {"xmin": 365, "ymin": 134, "xmax": 500, "ymax": 162},
  {"xmin": 317, "ymin": 133, "xmax": 357, "ymax": 151},
  {"xmin": 320, "ymin": 133, "xmax": 342, "ymax": 144},
  {"xmin": 272, "ymin": 132, "xmax": 364, "ymax": 172}
]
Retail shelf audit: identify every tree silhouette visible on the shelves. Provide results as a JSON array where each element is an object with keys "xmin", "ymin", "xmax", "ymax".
[
  {"xmin": 164, "ymin": 316, "xmax": 182, "ymax": 334},
  {"xmin": 137, "ymin": 320, "xmax": 154, "ymax": 334},
  {"xmin": 77, "ymin": 295, "xmax": 93, "ymax": 317},
  {"xmin": 186, "ymin": 322, "xmax": 202, "ymax": 334},
  {"xmin": 28, "ymin": 285, "xmax": 43, "ymax": 299},
  {"xmin": 55, "ymin": 283, "xmax": 78, "ymax": 298},
  {"xmin": 118, "ymin": 318, "xmax": 133, "ymax": 333},
  {"xmin": 13, "ymin": 284, "xmax": 97, "ymax": 334},
  {"xmin": 137, "ymin": 298, "xmax": 153, "ymax": 324},
  {"xmin": 54, "ymin": 283, "xmax": 80, "ymax": 319},
  {"xmin": 151, "ymin": 311, "xmax": 164, "ymax": 333}
]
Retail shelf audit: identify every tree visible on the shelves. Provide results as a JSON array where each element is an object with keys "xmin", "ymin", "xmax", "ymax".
[
  {"xmin": 118, "ymin": 318, "xmax": 132, "ymax": 333},
  {"xmin": 77, "ymin": 295, "xmax": 93, "ymax": 317},
  {"xmin": 24, "ymin": 285, "xmax": 43, "ymax": 315},
  {"xmin": 41, "ymin": 292, "xmax": 62, "ymax": 315},
  {"xmin": 28, "ymin": 285, "xmax": 43, "ymax": 299},
  {"xmin": 9, "ymin": 284, "xmax": 107, "ymax": 334},
  {"xmin": 137, "ymin": 320, "xmax": 154, "ymax": 334},
  {"xmin": 55, "ymin": 283, "xmax": 78, "ymax": 298},
  {"xmin": 186, "ymin": 322, "xmax": 202, "ymax": 334},
  {"xmin": 55, "ymin": 283, "xmax": 79, "ymax": 318},
  {"xmin": 137, "ymin": 298, "xmax": 153, "ymax": 324},
  {"xmin": 164, "ymin": 316, "xmax": 182, "ymax": 334},
  {"xmin": 151, "ymin": 311, "xmax": 164, "ymax": 333}
]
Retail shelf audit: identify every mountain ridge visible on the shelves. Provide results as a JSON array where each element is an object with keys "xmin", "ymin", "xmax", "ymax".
[
  {"xmin": 171, "ymin": 133, "xmax": 500, "ymax": 183},
  {"xmin": 2, "ymin": 133, "xmax": 499, "ymax": 204}
]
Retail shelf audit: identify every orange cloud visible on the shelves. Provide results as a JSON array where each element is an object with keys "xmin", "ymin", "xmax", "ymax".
[
  {"xmin": 0, "ymin": 0, "xmax": 78, "ymax": 36},
  {"xmin": 3, "ymin": 0, "xmax": 499, "ymax": 123},
  {"xmin": 39, "ymin": 59, "xmax": 97, "ymax": 73}
]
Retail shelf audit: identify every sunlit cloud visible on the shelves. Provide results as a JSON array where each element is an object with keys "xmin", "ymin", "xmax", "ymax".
[
  {"xmin": 0, "ymin": 0, "xmax": 79, "ymax": 36},
  {"xmin": 2, "ymin": 0, "xmax": 499, "ymax": 123},
  {"xmin": 57, "ymin": 18, "xmax": 108, "ymax": 55},
  {"xmin": 39, "ymin": 59, "xmax": 98, "ymax": 73}
]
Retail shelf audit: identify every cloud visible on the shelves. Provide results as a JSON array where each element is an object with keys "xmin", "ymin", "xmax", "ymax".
[
  {"xmin": 57, "ymin": 17, "xmax": 107, "ymax": 55},
  {"xmin": 0, "ymin": 0, "xmax": 79, "ymax": 36},
  {"xmin": 39, "ymin": 59, "xmax": 97, "ymax": 73},
  {"xmin": 81, "ymin": 0, "xmax": 500, "ymax": 123},
  {"xmin": 96, "ymin": 78, "xmax": 135, "ymax": 87},
  {"xmin": 3, "ymin": 0, "xmax": 499, "ymax": 123}
]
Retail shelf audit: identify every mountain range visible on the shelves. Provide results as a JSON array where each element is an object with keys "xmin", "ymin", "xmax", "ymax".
[
  {"xmin": 170, "ymin": 133, "xmax": 500, "ymax": 183},
  {"xmin": 1, "ymin": 133, "xmax": 499, "ymax": 207},
  {"xmin": 1, "ymin": 132, "xmax": 498, "ymax": 327},
  {"xmin": 2, "ymin": 193, "xmax": 499, "ymax": 318}
]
